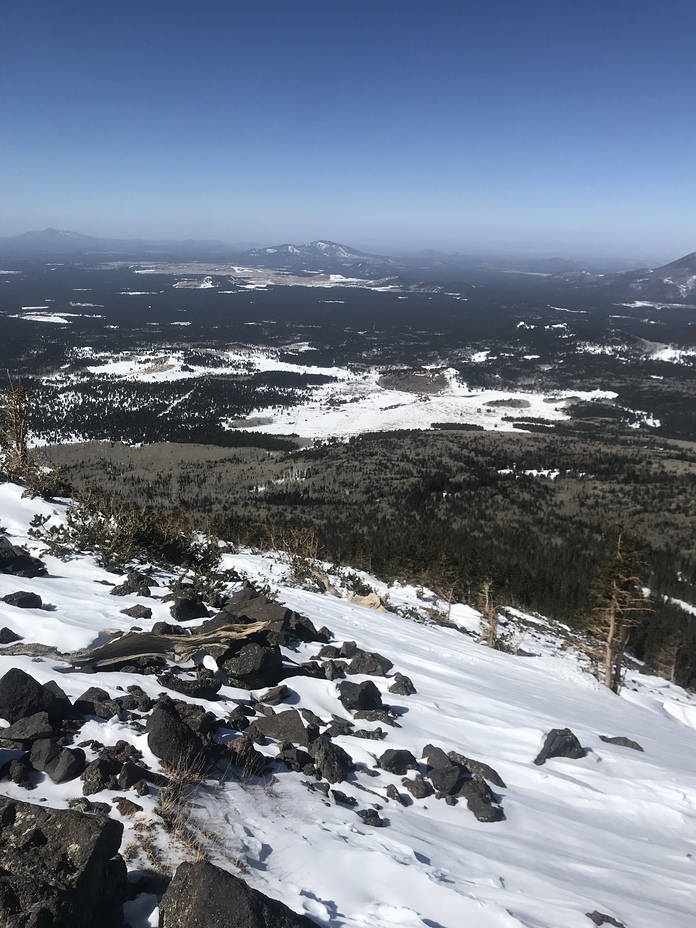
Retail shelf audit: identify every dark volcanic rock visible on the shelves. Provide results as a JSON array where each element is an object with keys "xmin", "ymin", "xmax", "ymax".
[
  {"xmin": 248, "ymin": 709, "xmax": 317, "ymax": 747},
  {"xmin": 534, "ymin": 728, "xmax": 585, "ymax": 766},
  {"xmin": 151, "ymin": 621, "xmax": 187, "ymax": 636},
  {"xmin": 599, "ymin": 735, "xmax": 644, "ymax": 752},
  {"xmin": 2, "ymin": 590, "xmax": 42, "ymax": 609},
  {"xmin": 422, "ymin": 744, "xmax": 452, "ymax": 770},
  {"xmin": 277, "ymin": 744, "xmax": 314, "ymax": 773},
  {"xmin": 402, "ymin": 774, "xmax": 434, "ymax": 799},
  {"xmin": 159, "ymin": 859, "xmax": 317, "ymax": 928},
  {"xmin": 120, "ymin": 604, "xmax": 153, "ymax": 620},
  {"xmin": 110, "ymin": 570, "xmax": 151, "ymax": 598},
  {"xmin": 30, "ymin": 739, "xmax": 86, "ymax": 784},
  {"xmin": 428, "ymin": 763, "xmax": 463, "ymax": 796},
  {"xmin": 586, "ymin": 912, "xmax": 626, "ymax": 927},
  {"xmin": 74, "ymin": 687, "xmax": 122, "ymax": 720},
  {"xmin": 0, "ymin": 626, "xmax": 22, "ymax": 644},
  {"xmin": 220, "ymin": 585, "xmax": 328, "ymax": 644},
  {"xmin": 322, "ymin": 659, "xmax": 347, "ymax": 680},
  {"xmin": 378, "ymin": 749, "xmax": 418, "ymax": 775},
  {"xmin": 0, "ymin": 711, "xmax": 54, "ymax": 743},
  {"xmin": 219, "ymin": 641, "xmax": 283, "ymax": 689},
  {"xmin": 356, "ymin": 808, "xmax": 385, "ymax": 827},
  {"xmin": 0, "ymin": 668, "xmax": 69, "ymax": 725},
  {"xmin": 0, "ymin": 535, "xmax": 47, "ymax": 578},
  {"xmin": 156, "ymin": 668, "xmax": 222, "ymax": 701},
  {"xmin": 81, "ymin": 757, "xmax": 122, "ymax": 795},
  {"xmin": 146, "ymin": 697, "xmax": 207, "ymax": 769},
  {"xmin": 455, "ymin": 777, "xmax": 505, "ymax": 822},
  {"xmin": 169, "ymin": 591, "xmax": 209, "ymax": 622},
  {"xmin": 0, "ymin": 795, "xmax": 128, "ymax": 927},
  {"xmin": 338, "ymin": 680, "xmax": 383, "ymax": 711},
  {"xmin": 447, "ymin": 750, "xmax": 507, "ymax": 788},
  {"xmin": 308, "ymin": 737, "xmax": 353, "ymax": 784},
  {"xmin": 388, "ymin": 672, "xmax": 416, "ymax": 696},
  {"xmin": 347, "ymin": 650, "xmax": 393, "ymax": 676},
  {"xmin": 259, "ymin": 684, "xmax": 291, "ymax": 705}
]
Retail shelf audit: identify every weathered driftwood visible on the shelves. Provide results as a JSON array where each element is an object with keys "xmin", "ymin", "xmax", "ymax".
[{"xmin": 0, "ymin": 621, "xmax": 269, "ymax": 669}]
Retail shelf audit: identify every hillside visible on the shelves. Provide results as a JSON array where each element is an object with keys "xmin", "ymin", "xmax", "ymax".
[{"xmin": 0, "ymin": 481, "xmax": 694, "ymax": 927}]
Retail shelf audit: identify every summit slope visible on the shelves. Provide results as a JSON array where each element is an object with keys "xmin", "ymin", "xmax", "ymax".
[{"xmin": 0, "ymin": 483, "xmax": 694, "ymax": 928}]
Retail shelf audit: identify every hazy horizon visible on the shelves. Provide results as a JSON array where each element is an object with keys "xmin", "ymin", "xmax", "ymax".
[{"xmin": 2, "ymin": 1, "xmax": 694, "ymax": 264}]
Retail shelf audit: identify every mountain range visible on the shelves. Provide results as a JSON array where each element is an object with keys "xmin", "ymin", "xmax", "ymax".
[{"xmin": 1, "ymin": 229, "xmax": 694, "ymax": 301}]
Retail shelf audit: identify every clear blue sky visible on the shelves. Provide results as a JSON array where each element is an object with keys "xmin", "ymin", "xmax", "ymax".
[{"xmin": 1, "ymin": 0, "xmax": 694, "ymax": 260}]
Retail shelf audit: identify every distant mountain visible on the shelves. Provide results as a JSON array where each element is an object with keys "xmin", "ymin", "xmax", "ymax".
[
  {"xmin": 0, "ymin": 228, "xmax": 231, "ymax": 260},
  {"xmin": 237, "ymin": 240, "xmax": 403, "ymax": 278},
  {"xmin": 561, "ymin": 250, "xmax": 696, "ymax": 303}
]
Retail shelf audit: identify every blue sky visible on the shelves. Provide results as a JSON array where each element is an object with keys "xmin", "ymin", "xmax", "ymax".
[{"xmin": 1, "ymin": 0, "xmax": 694, "ymax": 259}]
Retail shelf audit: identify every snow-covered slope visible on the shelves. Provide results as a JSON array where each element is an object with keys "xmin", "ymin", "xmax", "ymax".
[{"xmin": 0, "ymin": 483, "xmax": 695, "ymax": 928}]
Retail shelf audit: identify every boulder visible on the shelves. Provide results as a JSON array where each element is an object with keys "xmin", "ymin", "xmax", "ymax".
[
  {"xmin": 401, "ymin": 774, "xmax": 434, "ymax": 799},
  {"xmin": 248, "ymin": 709, "xmax": 317, "ymax": 748},
  {"xmin": 159, "ymin": 859, "xmax": 317, "ymax": 928},
  {"xmin": 586, "ymin": 912, "xmax": 625, "ymax": 928},
  {"xmin": 120, "ymin": 604, "xmax": 152, "ymax": 620},
  {"xmin": 0, "ymin": 535, "xmax": 47, "ymax": 578},
  {"xmin": 0, "ymin": 795, "xmax": 128, "ymax": 927},
  {"xmin": 378, "ymin": 749, "xmax": 418, "ymax": 775},
  {"xmin": 156, "ymin": 669, "xmax": 222, "ymax": 701},
  {"xmin": 0, "ymin": 669, "xmax": 68, "ymax": 725},
  {"xmin": 428, "ymin": 763, "xmax": 463, "ymax": 795},
  {"xmin": 388, "ymin": 672, "xmax": 416, "ymax": 696},
  {"xmin": 338, "ymin": 680, "xmax": 383, "ymax": 712},
  {"xmin": 599, "ymin": 735, "xmax": 644, "ymax": 752},
  {"xmin": 534, "ymin": 728, "xmax": 585, "ymax": 766},
  {"xmin": 2, "ymin": 591, "xmax": 42, "ymax": 609},
  {"xmin": 0, "ymin": 627, "xmax": 22, "ymax": 644},
  {"xmin": 110, "ymin": 570, "xmax": 151, "ymax": 598},
  {"xmin": 226, "ymin": 735, "xmax": 267, "ymax": 777},
  {"xmin": 347, "ymin": 650, "xmax": 393, "ymax": 676},
  {"xmin": 146, "ymin": 697, "xmax": 207, "ymax": 769},
  {"xmin": 168, "ymin": 591, "xmax": 208, "ymax": 622},
  {"xmin": 455, "ymin": 777, "xmax": 505, "ymax": 822},
  {"xmin": 30, "ymin": 739, "xmax": 86, "ymax": 784},
  {"xmin": 81, "ymin": 757, "xmax": 122, "ymax": 796},
  {"xmin": 322, "ymin": 659, "xmax": 346, "ymax": 680},
  {"xmin": 447, "ymin": 750, "xmax": 507, "ymax": 788},
  {"xmin": 219, "ymin": 641, "xmax": 283, "ymax": 689},
  {"xmin": 308, "ymin": 737, "xmax": 353, "ymax": 784},
  {"xmin": 356, "ymin": 808, "xmax": 385, "ymax": 827},
  {"xmin": 74, "ymin": 687, "xmax": 122, "ymax": 720},
  {"xmin": 219, "ymin": 585, "xmax": 327, "ymax": 643},
  {"xmin": 0, "ymin": 712, "xmax": 54, "ymax": 743}
]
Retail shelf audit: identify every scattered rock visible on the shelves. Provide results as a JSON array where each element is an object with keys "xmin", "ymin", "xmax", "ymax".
[
  {"xmin": 249, "ymin": 708, "xmax": 317, "ymax": 747},
  {"xmin": 599, "ymin": 735, "xmax": 644, "ymax": 752},
  {"xmin": 169, "ymin": 590, "xmax": 209, "ymax": 622},
  {"xmin": 354, "ymin": 708, "xmax": 397, "ymax": 726},
  {"xmin": 219, "ymin": 641, "xmax": 283, "ymax": 689},
  {"xmin": 329, "ymin": 788, "xmax": 357, "ymax": 806},
  {"xmin": 120, "ymin": 604, "xmax": 152, "ymax": 619},
  {"xmin": 157, "ymin": 668, "xmax": 222, "ymax": 701},
  {"xmin": 455, "ymin": 777, "xmax": 505, "ymax": 822},
  {"xmin": 33, "ymin": 740, "xmax": 86, "ymax": 783},
  {"xmin": 0, "ymin": 795, "xmax": 128, "ymax": 927},
  {"xmin": 401, "ymin": 774, "xmax": 434, "ymax": 799},
  {"xmin": 112, "ymin": 796, "xmax": 143, "ymax": 817},
  {"xmin": 338, "ymin": 680, "xmax": 383, "ymax": 712},
  {"xmin": 322, "ymin": 659, "xmax": 347, "ymax": 680},
  {"xmin": 0, "ymin": 536, "xmax": 47, "ymax": 578},
  {"xmin": 0, "ymin": 668, "xmax": 70, "ymax": 725},
  {"xmin": 277, "ymin": 743, "xmax": 314, "ymax": 773},
  {"xmin": 259, "ymin": 684, "xmax": 291, "ymax": 705},
  {"xmin": 0, "ymin": 626, "xmax": 22, "ymax": 644},
  {"xmin": 385, "ymin": 783, "xmax": 407, "ymax": 805},
  {"xmin": 422, "ymin": 744, "xmax": 452, "ymax": 770},
  {"xmin": 68, "ymin": 797, "xmax": 112, "ymax": 815},
  {"xmin": 356, "ymin": 808, "xmax": 385, "ymax": 827},
  {"xmin": 110, "ymin": 570, "xmax": 151, "ymax": 598},
  {"xmin": 586, "ymin": 912, "xmax": 625, "ymax": 927},
  {"xmin": 159, "ymin": 859, "xmax": 318, "ymax": 927},
  {"xmin": 353, "ymin": 727, "xmax": 385, "ymax": 740},
  {"xmin": 347, "ymin": 650, "xmax": 394, "ymax": 676},
  {"xmin": 7, "ymin": 756, "xmax": 33, "ymax": 789},
  {"xmin": 428, "ymin": 763, "xmax": 463, "ymax": 795},
  {"xmin": 220, "ymin": 585, "xmax": 328, "ymax": 644},
  {"xmin": 74, "ymin": 687, "xmax": 122, "ymax": 720},
  {"xmin": 309, "ymin": 737, "xmax": 354, "ymax": 783},
  {"xmin": 0, "ymin": 711, "xmax": 54, "ymax": 743},
  {"xmin": 1, "ymin": 590, "xmax": 42, "ymax": 609},
  {"xmin": 534, "ymin": 728, "xmax": 585, "ymax": 766},
  {"xmin": 388, "ymin": 672, "xmax": 416, "ymax": 695},
  {"xmin": 448, "ymin": 750, "xmax": 507, "ymax": 789},
  {"xmin": 81, "ymin": 757, "xmax": 122, "ymax": 795},
  {"xmin": 146, "ymin": 697, "xmax": 207, "ymax": 769},
  {"xmin": 152, "ymin": 621, "xmax": 188, "ymax": 636},
  {"xmin": 378, "ymin": 748, "xmax": 418, "ymax": 775}
]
